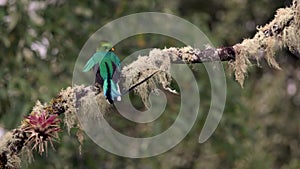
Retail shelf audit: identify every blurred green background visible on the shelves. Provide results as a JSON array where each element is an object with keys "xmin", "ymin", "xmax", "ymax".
[{"xmin": 1, "ymin": 0, "xmax": 300, "ymax": 169}]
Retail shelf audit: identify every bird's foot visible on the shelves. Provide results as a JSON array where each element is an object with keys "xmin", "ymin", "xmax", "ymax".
[{"xmin": 93, "ymin": 83, "xmax": 102, "ymax": 95}]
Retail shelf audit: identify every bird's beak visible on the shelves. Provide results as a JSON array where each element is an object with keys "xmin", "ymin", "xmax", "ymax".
[{"xmin": 111, "ymin": 47, "xmax": 115, "ymax": 51}]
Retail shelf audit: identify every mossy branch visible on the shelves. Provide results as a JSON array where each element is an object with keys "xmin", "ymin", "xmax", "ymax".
[{"xmin": 0, "ymin": 0, "xmax": 299, "ymax": 168}]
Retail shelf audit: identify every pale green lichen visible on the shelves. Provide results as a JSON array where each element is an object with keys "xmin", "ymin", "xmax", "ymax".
[
  {"xmin": 60, "ymin": 86, "xmax": 78, "ymax": 134},
  {"xmin": 232, "ymin": 43, "xmax": 252, "ymax": 87},
  {"xmin": 77, "ymin": 89, "xmax": 115, "ymax": 118},
  {"xmin": 232, "ymin": 1, "xmax": 299, "ymax": 86},
  {"xmin": 122, "ymin": 48, "xmax": 173, "ymax": 107}
]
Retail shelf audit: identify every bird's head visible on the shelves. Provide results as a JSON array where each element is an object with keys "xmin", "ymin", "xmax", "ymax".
[{"xmin": 97, "ymin": 41, "xmax": 115, "ymax": 52}]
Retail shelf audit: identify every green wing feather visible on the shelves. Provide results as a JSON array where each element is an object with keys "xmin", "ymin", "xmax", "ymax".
[{"xmin": 82, "ymin": 52, "xmax": 106, "ymax": 72}]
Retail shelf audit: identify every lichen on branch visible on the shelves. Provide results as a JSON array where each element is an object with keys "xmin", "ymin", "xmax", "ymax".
[
  {"xmin": 0, "ymin": 0, "xmax": 299, "ymax": 168},
  {"xmin": 232, "ymin": 0, "xmax": 300, "ymax": 86}
]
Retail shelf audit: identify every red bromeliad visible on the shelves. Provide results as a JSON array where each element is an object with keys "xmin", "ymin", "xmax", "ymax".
[{"xmin": 23, "ymin": 111, "xmax": 61, "ymax": 154}]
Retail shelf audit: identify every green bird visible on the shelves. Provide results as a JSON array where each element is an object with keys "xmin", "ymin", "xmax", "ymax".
[
  {"xmin": 83, "ymin": 42, "xmax": 160, "ymax": 104},
  {"xmin": 83, "ymin": 42, "xmax": 121, "ymax": 104}
]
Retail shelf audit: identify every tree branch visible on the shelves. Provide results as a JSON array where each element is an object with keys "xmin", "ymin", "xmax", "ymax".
[{"xmin": 0, "ymin": 0, "xmax": 299, "ymax": 168}]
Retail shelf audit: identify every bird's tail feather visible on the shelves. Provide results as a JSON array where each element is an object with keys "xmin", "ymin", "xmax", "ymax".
[
  {"xmin": 103, "ymin": 79, "xmax": 121, "ymax": 102},
  {"xmin": 103, "ymin": 70, "xmax": 159, "ymax": 104},
  {"xmin": 122, "ymin": 70, "xmax": 159, "ymax": 96}
]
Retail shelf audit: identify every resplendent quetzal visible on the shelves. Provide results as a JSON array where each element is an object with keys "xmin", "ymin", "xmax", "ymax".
[{"xmin": 83, "ymin": 42, "xmax": 121, "ymax": 104}]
